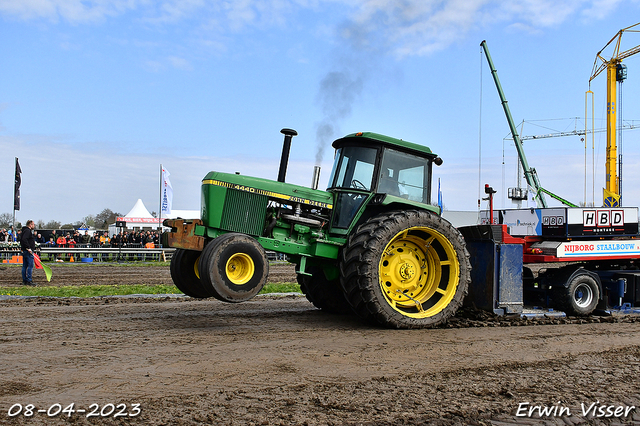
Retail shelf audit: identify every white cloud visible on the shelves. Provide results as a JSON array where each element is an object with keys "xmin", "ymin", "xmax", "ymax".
[
  {"xmin": 224, "ymin": 0, "xmax": 257, "ymax": 31},
  {"xmin": 0, "ymin": 0, "xmax": 140, "ymax": 23},
  {"xmin": 1, "ymin": 0, "xmax": 627, "ymax": 58},
  {"xmin": 143, "ymin": 56, "xmax": 192, "ymax": 71},
  {"xmin": 581, "ymin": 0, "xmax": 625, "ymax": 20},
  {"xmin": 167, "ymin": 56, "xmax": 192, "ymax": 70},
  {"xmin": 336, "ymin": 0, "xmax": 628, "ymax": 58},
  {"xmin": 154, "ymin": 0, "xmax": 206, "ymax": 23},
  {"xmin": 0, "ymin": 0, "xmax": 301, "ymax": 30},
  {"xmin": 500, "ymin": 0, "xmax": 583, "ymax": 27}
]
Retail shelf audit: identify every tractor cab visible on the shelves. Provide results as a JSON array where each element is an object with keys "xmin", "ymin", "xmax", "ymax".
[{"xmin": 326, "ymin": 132, "xmax": 442, "ymax": 232}]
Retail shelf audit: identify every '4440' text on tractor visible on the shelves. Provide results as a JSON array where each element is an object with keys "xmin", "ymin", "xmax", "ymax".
[{"xmin": 163, "ymin": 130, "xmax": 471, "ymax": 328}]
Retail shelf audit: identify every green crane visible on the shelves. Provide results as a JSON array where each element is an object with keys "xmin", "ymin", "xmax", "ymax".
[{"xmin": 480, "ymin": 40, "xmax": 577, "ymax": 208}]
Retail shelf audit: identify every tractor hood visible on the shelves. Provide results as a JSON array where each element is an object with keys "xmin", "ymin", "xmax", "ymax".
[{"xmin": 202, "ymin": 171, "xmax": 334, "ymax": 210}]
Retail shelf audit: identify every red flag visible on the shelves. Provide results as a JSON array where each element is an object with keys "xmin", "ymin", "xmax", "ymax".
[{"xmin": 34, "ymin": 253, "xmax": 52, "ymax": 282}]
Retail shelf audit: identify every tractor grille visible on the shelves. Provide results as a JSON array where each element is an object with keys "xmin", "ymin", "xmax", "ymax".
[{"xmin": 220, "ymin": 189, "xmax": 268, "ymax": 236}]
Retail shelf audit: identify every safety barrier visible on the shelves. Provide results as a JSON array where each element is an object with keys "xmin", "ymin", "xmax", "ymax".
[
  {"xmin": 1, "ymin": 245, "xmax": 175, "ymax": 263},
  {"xmin": 1, "ymin": 246, "xmax": 283, "ymax": 263}
]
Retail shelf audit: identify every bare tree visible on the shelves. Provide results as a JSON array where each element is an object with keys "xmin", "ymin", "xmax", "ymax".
[
  {"xmin": 44, "ymin": 220, "xmax": 61, "ymax": 229},
  {"xmin": 0, "ymin": 213, "xmax": 11, "ymax": 228},
  {"xmin": 82, "ymin": 214, "xmax": 96, "ymax": 228},
  {"xmin": 95, "ymin": 209, "xmax": 121, "ymax": 230}
]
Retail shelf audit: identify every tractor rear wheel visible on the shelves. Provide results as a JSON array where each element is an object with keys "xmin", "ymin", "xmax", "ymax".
[
  {"xmin": 170, "ymin": 249, "xmax": 212, "ymax": 298},
  {"xmin": 340, "ymin": 210, "xmax": 471, "ymax": 329},
  {"xmin": 297, "ymin": 266, "xmax": 352, "ymax": 314},
  {"xmin": 199, "ymin": 233, "xmax": 269, "ymax": 303}
]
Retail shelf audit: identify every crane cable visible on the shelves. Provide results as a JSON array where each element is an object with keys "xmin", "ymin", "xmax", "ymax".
[
  {"xmin": 478, "ymin": 45, "xmax": 483, "ymax": 212},
  {"xmin": 618, "ymin": 78, "xmax": 624, "ymax": 205}
]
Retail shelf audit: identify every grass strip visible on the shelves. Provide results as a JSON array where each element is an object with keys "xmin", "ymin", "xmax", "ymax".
[
  {"xmin": 0, "ymin": 282, "xmax": 301, "ymax": 298},
  {"xmin": 260, "ymin": 282, "xmax": 300, "ymax": 294},
  {"xmin": 0, "ymin": 284, "xmax": 181, "ymax": 298}
]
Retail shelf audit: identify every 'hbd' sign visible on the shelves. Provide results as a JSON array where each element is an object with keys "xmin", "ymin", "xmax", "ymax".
[{"xmin": 583, "ymin": 210, "xmax": 623, "ymax": 227}]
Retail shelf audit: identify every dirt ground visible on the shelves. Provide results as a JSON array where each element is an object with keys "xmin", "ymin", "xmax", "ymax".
[
  {"xmin": 0, "ymin": 263, "xmax": 639, "ymax": 425},
  {"xmin": 0, "ymin": 261, "xmax": 297, "ymax": 287}
]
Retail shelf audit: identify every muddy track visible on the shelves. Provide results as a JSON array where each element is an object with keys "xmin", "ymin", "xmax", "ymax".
[
  {"xmin": 0, "ymin": 262, "xmax": 298, "ymax": 288},
  {"xmin": 0, "ymin": 264, "xmax": 639, "ymax": 425}
]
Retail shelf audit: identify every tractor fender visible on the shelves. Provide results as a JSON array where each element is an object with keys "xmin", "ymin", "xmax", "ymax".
[{"xmin": 359, "ymin": 200, "xmax": 440, "ymax": 231}]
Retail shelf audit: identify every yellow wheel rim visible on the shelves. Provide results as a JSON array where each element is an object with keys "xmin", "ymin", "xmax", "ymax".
[
  {"xmin": 379, "ymin": 226, "xmax": 460, "ymax": 318},
  {"xmin": 194, "ymin": 255, "xmax": 201, "ymax": 280},
  {"xmin": 226, "ymin": 253, "xmax": 255, "ymax": 285}
]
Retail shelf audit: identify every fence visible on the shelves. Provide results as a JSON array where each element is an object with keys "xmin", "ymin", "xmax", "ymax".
[
  {"xmin": 1, "ymin": 244, "xmax": 283, "ymax": 263},
  {"xmin": 1, "ymin": 244, "xmax": 175, "ymax": 263}
]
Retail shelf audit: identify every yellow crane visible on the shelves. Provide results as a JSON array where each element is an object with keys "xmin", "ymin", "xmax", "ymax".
[{"xmin": 589, "ymin": 22, "xmax": 640, "ymax": 207}]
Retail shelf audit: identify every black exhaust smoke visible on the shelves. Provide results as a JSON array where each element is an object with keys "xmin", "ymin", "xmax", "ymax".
[{"xmin": 278, "ymin": 128, "xmax": 298, "ymax": 183}]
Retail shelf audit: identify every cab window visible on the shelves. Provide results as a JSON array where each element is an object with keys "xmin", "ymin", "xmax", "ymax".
[
  {"xmin": 377, "ymin": 148, "xmax": 429, "ymax": 203},
  {"xmin": 328, "ymin": 146, "xmax": 378, "ymax": 191}
]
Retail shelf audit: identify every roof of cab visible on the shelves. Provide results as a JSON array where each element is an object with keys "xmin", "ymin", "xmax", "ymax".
[{"xmin": 332, "ymin": 132, "xmax": 435, "ymax": 157}]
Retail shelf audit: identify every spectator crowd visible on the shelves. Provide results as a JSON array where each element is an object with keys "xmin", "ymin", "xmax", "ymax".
[
  {"xmin": 45, "ymin": 230, "xmax": 161, "ymax": 248},
  {"xmin": 1, "ymin": 228, "xmax": 161, "ymax": 248}
]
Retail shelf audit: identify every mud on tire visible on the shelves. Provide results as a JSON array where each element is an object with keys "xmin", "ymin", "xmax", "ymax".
[{"xmin": 340, "ymin": 210, "xmax": 471, "ymax": 329}]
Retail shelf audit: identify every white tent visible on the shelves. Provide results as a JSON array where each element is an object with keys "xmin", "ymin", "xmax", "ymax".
[
  {"xmin": 124, "ymin": 198, "xmax": 154, "ymax": 219},
  {"xmin": 108, "ymin": 199, "xmax": 163, "ymax": 234}
]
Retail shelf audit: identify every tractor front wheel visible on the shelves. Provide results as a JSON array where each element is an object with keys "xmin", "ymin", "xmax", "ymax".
[
  {"xmin": 199, "ymin": 233, "xmax": 269, "ymax": 303},
  {"xmin": 340, "ymin": 210, "xmax": 471, "ymax": 329},
  {"xmin": 170, "ymin": 249, "xmax": 212, "ymax": 298}
]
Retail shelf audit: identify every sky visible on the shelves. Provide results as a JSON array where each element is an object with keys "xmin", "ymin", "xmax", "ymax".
[{"xmin": 2, "ymin": 0, "xmax": 640, "ymax": 226}]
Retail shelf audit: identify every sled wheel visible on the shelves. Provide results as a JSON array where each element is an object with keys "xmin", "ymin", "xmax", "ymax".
[
  {"xmin": 170, "ymin": 249, "xmax": 212, "ymax": 298},
  {"xmin": 297, "ymin": 266, "xmax": 352, "ymax": 314},
  {"xmin": 340, "ymin": 210, "xmax": 470, "ymax": 329},
  {"xmin": 557, "ymin": 272, "xmax": 599, "ymax": 316},
  {"xmin": 199, "ymin": 233, "xmax": 269, "ymax": 303}
]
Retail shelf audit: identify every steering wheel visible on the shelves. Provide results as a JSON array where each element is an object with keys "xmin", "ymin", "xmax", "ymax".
[{"xmin": 351, "ymin": 179, "xmax": 367, "ymax": 190}]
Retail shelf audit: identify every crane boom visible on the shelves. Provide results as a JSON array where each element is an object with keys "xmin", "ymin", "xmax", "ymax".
[
  {"xmin": 590, "ymin": 23, "xmax": 640, "ymax": 82},
  {"xmin": 480, "ymin": 40, "xmax": 547, "ymax": 208},
  {"xmin": 588, "ymin": 22, "xmax": 640, "ymax": 207},
  {"xmin": 518, "ymin": 120, "xmax": 640, "ymax": 141},
  {"xmin": 619, "ymin": 44, "xmax": 640, "ymax": 62},
  {"xmin": 481, "ymin": 41, "xmax": 578, "ymax": 208}
]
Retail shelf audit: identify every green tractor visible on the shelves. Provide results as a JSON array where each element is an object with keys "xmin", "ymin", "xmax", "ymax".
[{"xmin": 163, "ymin": 129, "xmax": 471, "ymax": 328}]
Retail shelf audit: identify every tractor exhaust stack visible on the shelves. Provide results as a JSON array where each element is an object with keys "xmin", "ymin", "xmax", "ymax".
[
  {"xmin": 311, "ymin": 166, "xmax": 321, "ymax": 190},
  {"xmin": 278, "ymin": 128, "xmax": 298, "ymax": 183}
]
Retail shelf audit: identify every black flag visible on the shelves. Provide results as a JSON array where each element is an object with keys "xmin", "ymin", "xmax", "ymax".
[{"xmin": 14, "ymin": 158, "xmax": 21, "ymax": 211}]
